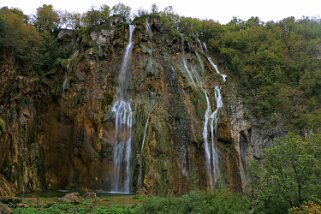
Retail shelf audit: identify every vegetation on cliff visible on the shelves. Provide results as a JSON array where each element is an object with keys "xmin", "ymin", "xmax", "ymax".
[
  {"xmin": 1, "ymin": 4, "xmax": 321, "ymax": 134},
  {"xmin": 1, "ymin": 2, "xmax": 321, "ymax": 213}
]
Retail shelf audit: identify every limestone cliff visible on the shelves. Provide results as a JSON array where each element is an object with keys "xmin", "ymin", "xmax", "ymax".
[{"xmin": 0, "ymin": 16, "xmax": 284, "ymax": 196}]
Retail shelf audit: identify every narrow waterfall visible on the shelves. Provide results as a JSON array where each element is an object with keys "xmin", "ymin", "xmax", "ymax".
[
  {"xmin": 137, "ymin": 112, "xmax": 151, "ymax": 189},
  {"xmin": 203, "ymin": 43, "xmax": 227, "ymax": 82},
  {"xmin": 181, "ymin": 35, "xmax": 196, "ymax": 86},
  {"xmin": 146, "ymin": 18, "xmax": 151, "ymax": 34},
  {"xmin": 196, "ymin": 52, "xmax": 205, "ymax": 75},
  {"xmin": 18, "ymin": 142, "xmax": 25, "ymax": 193},
  {"xmin": 209, "ymin": 86, "xmax": 223, "ymax": 183},
  {"xmin": 62, "ymin": 51, "xmax": 78, "ymax": 91},
  {"xmin": 110, "ymin": 25, "xmax": 135, "ymax": 193},
  {"xmin": 203, "ymin": 89, "xmax": 214, "ymax": 188},
  {"xmin": 196, "ymin": 39, "xmax": 205, "ymax": 54},
  {"xmin": 62, "ymin": 77, "xmax": 69, "ymax": 91}
]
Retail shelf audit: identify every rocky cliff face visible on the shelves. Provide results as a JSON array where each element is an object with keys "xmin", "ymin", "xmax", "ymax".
[{"xmin": 0, "ymin": 16, "xmax": 284, "ymax": 196}]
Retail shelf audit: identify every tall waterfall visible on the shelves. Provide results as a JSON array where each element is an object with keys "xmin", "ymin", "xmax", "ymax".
[
  {"xmin": 110, "ymin": 25, "xmax": 135, "ymax": 193},
  {"xmin": 191, "ymin": 39, "xmax": 227, "ymax": 189},
  {"xmin": 202, "ymin": 86, "xmax": 223, "ymax": 189},
  {"xmin": 210, "ymin": 86, "xmax": 223, "ymax": 183},
  {"xmin": 203, "ymin": 89, "xmax": 214, "ymax": 188}
]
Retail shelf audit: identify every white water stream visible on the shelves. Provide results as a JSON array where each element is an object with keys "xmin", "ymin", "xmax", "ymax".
[
  {"xmin": 137, "ymin": 112, "xmax": 151, "ymax": 188},
  {"xmin": 110, "ymin": 25, "xmax": 135, "ymax": 193}
]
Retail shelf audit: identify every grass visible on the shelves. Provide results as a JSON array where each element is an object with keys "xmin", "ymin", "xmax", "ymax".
[
  {"xmin": 10, "ymin": 190, "xmax": 251, "ymax": 214},
  {"xmin": 12, "ymin": 194, "xmax": 144, "ymax": 214}
]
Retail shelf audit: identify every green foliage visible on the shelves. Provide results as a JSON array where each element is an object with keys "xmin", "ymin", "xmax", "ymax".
[
  {"xmin": 13, "ymin": 201, "xmax": 137, "ymax": 214},
  {"xmin": 34, "ymin": 4, "xmax": 60, "ymax": 32},
  {"xmin": 81, "ymin": 5, "xmax": 110, "ymax": 27},
  {"xmin": 250, "ymin": 133, "xmax": 321, "ymax": 213},
  {"xmin": 7, "ymin": 7, "xmax": 29, "ymax": 23},
  {"xmin": 111, "ymin": 3, "xmax": 131, "ymax": 21},
  {"xmin": 0, "ymin": 117, "xmax": 6, "ymax": 136},
  {"xmin": 198, "ymin": 16, "xmax": 321, "ymax": 132},
  {"xmin": 0, "ymin": 7, "xmax": 41, "ymax": 65},
  {"xmin": 137, "ymin": 190, "xmax": 250, "ymax": 214},
  {"xmin": 36, "ymin": 31, "xmax": 65, "ymax": 73},
  {"xmin": 290, "ymin": 201, "xmax": 321, "ymax": 214},
  {"xmin": 0, "ymin": 15, "xmax": 5, "ymax": 38},
  {"xmin": 58, "ymin": 10, "xmax": 82, "ymax": 29}
]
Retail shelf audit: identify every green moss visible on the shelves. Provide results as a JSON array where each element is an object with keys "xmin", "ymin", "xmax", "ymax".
[
  {"xmin": 191, "ymin": 88, "xmax": 206, "ymax": 120},
  {"xmin": 0, "ymin": 117, "xmax": 6, "ymax": 135}
]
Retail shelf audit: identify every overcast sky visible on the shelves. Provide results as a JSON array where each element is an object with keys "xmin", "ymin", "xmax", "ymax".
[{"xmin": 1, "ymin": 0, "xmax": 321, "ymax": 24}]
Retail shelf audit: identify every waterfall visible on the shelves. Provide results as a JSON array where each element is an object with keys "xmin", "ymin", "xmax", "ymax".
[
  {"xmin": 110, "ymin": 25, "xmax": 135, "ymax": 193},
  {"xmin": 196, "ymin": 52, "xmax": 205, "ymax": 75},
  {"xmin": 203, "ymin": 42, "xmax": 227, "ymax": 82},
  {"xmin": 197, "ymin": 39, "xmax": 205, "ymax": 54},
  {"xmin": 17, "ymin": 142, "xmax": 25, "ymax": 193},
  {"xmin": 137, "ymin": 112, "xmax": 151, "ymax": 189},
  {"xmin": 203, "ymin": 89, "xmax": 214, "ymax": 188},
  {"xmin": 181, "ymin": 35, "xmax": 196, "ymax": 86},
  {"xmin": 116, "ymin": 25, "xmax": 135, "ymax": 100},
  {"xmin": 202, "ymin": 86, "xmax": 223, "ymax": 189},
  {"xmin": 62, "ymin": 77, "xmax": 70, "ymax": 91},
  {"xmin": 146, "ymin": 18, "xmax": 151, "ymax": 34},
  {"xmin": 209, "ymin": 86, "xmax": 223, "ymax": 183},
  {"xmin": 196, "ymin": 39, "xmax": 226, "ymax": 188},
  {"xmin": 62, "ymin": 51, "xmax": 78, "ymax": 92}
]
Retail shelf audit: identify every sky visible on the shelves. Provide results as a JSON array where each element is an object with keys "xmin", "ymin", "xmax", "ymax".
[{"xmin": 1, "ymin": 0, "xmax": 321, "ymax": 24}]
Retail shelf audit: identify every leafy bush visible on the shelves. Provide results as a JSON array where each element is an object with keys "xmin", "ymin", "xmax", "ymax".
[
  {"xmin": 250, "ymin": 133, "xmax": 321, "ymax": 214},
  {"xmin": 290, "ymin": 201, "xmax": 321, "ymax": 214}
]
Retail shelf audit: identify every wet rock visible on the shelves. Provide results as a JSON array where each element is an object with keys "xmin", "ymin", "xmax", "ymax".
[
  {"xmin": 58, "ymin": 192, "xmax": 82, "ymax": 204},
  {"xmin": 0, "ymin": 196, "xmax": 21, "ymax": 204},
  {"xmin": 57, "ymin": 29, "xmax": 74, "ymax": 41},
  {"xmin": 0, "ymin": 176, "xmax": 15, "ymax": 197},
  {"xmin": 136, "ymin": 187, "xmax": 149, "ymax": 196},
  {"xmin": 83, "ymin": 192, "xmax": 96, "ymax": 198},
  {"xmin": 0, "ymin": 202, "xmax": 12, "ymax": 214}
]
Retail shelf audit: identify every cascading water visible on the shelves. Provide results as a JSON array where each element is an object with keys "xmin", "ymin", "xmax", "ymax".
[
  {"xmin": 18, "ymin": 142, "xmax": 25, "ymax": 193},
  {"xmin": 110, "ymin": 25, "xmax": 135, "ymax": 193},
  {"xmin": 203, "ymin": 43, "xmax": 227, "ymax": 82},
  {"xmin": 181, "ymin": 35, "xmax": 197, "ymax": 86},
  {"xmin": 209, "ymin": 86, "xmax": 223, "ymax": 183},
  {"xmin": 196, "ymin": 38, "xmax": 205, "ymax": 54},
  {"xmin": 203, "ymin": 89, "xmax": 214, "ymax": 188},
  {"xmin": 194, "ymin": 39, "xmax": 226, "ymax": 189},
  {"xmin": 62, "ymin": 51, "xmax": 78, "ymax": 91},
  {"xmin": 202, "ymin": 86, "xmax": 224, "ymax": 189},
  {"xmin": 137, "ymin": 112, "xmax": 151, "ymax": 188},
  {"xmin": 146, "ymin": 18, "xmax": 151, "ymax": 34},
  {"xmin": 62, "ymin": 77, "xmax": 70, "ymax": 91}
]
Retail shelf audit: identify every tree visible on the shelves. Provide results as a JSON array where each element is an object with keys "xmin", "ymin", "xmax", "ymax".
[
  {"xmin": 251, "ymin": 133, "xmax": 321, "ymax": 213},
  {"xmin": 8, "ymin": 7, "xmax": 28, "ymax": 23},
  {"xmin": 99, "ymin": 4, "xmax": 110, "ymax": 21},
  {"xmin": 0, "ymin": 7, "xmax": 41, "ymax": 63},
  {"xmin": 82, "ymin": 7, "xmax": 101, "ymax": 27},
  {"xmin": 81, "ymin": 5, "xmax": 110, "ymax": 27},
  {"xmin": 111, "ymin": 3, "xmax": 131, "ymax": 21},
  {"xmin": 0, "ymin": 14, "xmax": 4, "ymax": 39},
  {"xmin": 151, "ymin": 3, "xmax": 159, "ymax": 16},
  {"xmin": 34, "ymin": 4, "xmax": 59, "ymax": 32}
]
